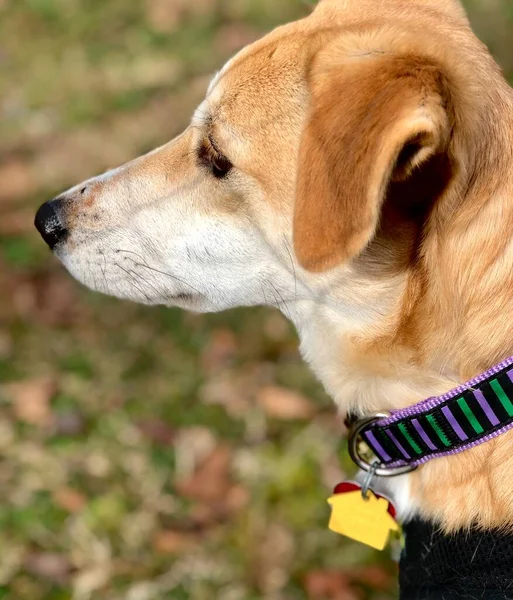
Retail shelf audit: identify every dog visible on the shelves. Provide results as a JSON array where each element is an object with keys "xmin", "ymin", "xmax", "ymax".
[{"xmin": 35, "ymin": 0, "xmax": 513, "ymax": 592}]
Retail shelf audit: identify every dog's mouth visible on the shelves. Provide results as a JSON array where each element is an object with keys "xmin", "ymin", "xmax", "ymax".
[
  {"xmin": 61, "ymin": 242, "xmax": 206, "ymax": 310},
  {"xmin": 172, "ymin": 293, "xmax": 194, "ymax": 302}
]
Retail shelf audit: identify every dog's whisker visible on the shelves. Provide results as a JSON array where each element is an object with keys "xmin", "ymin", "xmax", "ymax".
[
  {"xmin": 103, "ymin": 255, "xmax": 109, "ymax": 290},
  {"xmin": 284, "ymin": 237, "xmax": 298, "ymax": 304},
  {"xmin": 114, "ymin": 262, "xmax": 152, "ymax": 302},
  {"xmin": 259, "ymin": 280, "xmax": 269, "ymax": 306},
  {"xmin": 134, "ymin": 262, "xmax": 209, "ymax": 303},
  {"xmin": 266, "ymin": 279, "xmax": 293, "ymax": 321},
  {"xmin": 126, "ymin": 265, "xmax": 162, "ymax": 299},
  {"xmin": 116, "ymin": 249, "xmax": 210, "ymax": 304}
]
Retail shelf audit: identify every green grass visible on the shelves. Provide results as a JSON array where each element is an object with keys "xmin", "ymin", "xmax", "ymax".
[{"xmin": 1, "ymin": 0, "xmax": 511, "ymax": 598}]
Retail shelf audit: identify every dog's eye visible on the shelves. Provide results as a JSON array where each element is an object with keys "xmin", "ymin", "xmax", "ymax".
[
  {"xmin": 210, "ymin": 152, "xmax": 232, "ymax": 179},
  {"xmin": 199, "ymin": 137, "xmax": 233, "ymax": 179}
]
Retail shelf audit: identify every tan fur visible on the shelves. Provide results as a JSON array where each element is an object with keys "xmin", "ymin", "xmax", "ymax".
[
  {"xmin": 299, "ymin": 0, "xmax": 513, "ymax": 531},
  {"xmin": 294, "ymin": 48, "xmax": 452, "ymax": 271},
  {"xmin": 49, "ymin": 0, "xmax": 513, "ymax": 531}
]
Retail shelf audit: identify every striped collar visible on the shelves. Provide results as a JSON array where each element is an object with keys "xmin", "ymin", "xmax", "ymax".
[{"xmin": 351, "ymin": 356, "xmax": 513, "ymax": 472}]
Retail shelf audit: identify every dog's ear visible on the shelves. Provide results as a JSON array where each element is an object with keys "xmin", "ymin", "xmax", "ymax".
[{"xmin": 293, "ymin": 50, "xmax": 453, "ymax": 272}]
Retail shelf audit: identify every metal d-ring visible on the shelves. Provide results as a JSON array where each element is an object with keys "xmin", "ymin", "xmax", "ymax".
[{"xmin": 348, "ymin": 414, "xmax": 418, "ymax": 478}]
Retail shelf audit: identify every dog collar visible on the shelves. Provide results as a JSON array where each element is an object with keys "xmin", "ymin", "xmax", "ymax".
[{"xmin": 349, "ymin": 355, "xmax": 513, "ymax": 474}]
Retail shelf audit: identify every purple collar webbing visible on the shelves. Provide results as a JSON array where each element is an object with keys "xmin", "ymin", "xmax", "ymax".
[{"xmin": 356, "ymin": 356, "xmax": 513, "ymax": 470}]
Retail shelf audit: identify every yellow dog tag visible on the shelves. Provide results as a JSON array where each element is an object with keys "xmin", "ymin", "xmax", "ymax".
[{"xmin": 328, "ymin": 489, "xmax": 399, "ymax": 551}]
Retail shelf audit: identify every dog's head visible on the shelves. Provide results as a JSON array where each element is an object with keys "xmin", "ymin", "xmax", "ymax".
[{"xmin": 34, "ymin": 0, "xmax": 495, "ymax": 324}]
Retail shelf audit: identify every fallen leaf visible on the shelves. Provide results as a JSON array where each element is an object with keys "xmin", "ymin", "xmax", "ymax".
[
  {"xmin": 7, "ymin": 377, "xmax": 56, "ymax": 426},
  {"xmin": 350, "ymin": 565, "xmax": 395, "ymax": 591},
  {"xmin": 9, "ymin": 269, "xmax": 88, "ymax": 327},
  {"xmin": 305, "ymin": 570, "xmax": 361, "ymax": 600},
  {"xmin": 53, "ymin": 488, "xmax": 87, "ymax": 513},
  {"xmin": 256, "ymin": 386, "xmax": 316, "ymax": 420},
  {"xmin": 173, "ymin": 426, "xmax": 217, "ymax": 481},
  {"xmin": 0, "ymin": 159, "xmax": 36, "ymax": 204},
  {"xmin": 189, "ymin": 483, "xmax": 250, "ymax": 526},
  {"xmin": 200, "ymin": 328, "xmax": 238, "ymax": 373},
  {"xmin": 145, "ymin": 0, "xmax": 183, "ymax": 31},
  {"xmin": 25, "ymin": 553, "xmax": 71, "ymax": 583},
  {"xmin": 54, "ymin": 411, "xmax": 87, "ymax": 436},
  {"xmin": 73, "ymin": 565, "xmax": 110, "ymax": 598},
  {"xmin": 152, "ymin": 530, "xmax": 197, "ymax": 554},
  {"xmin": 175, "ymin": 443, "xmax": 233, "ymax": 503},
  {"xmin": 137, "ymin": 419, "xmax": 175, "ymax": 446},
  {"xmin": 200, "ymin": 375, "xmax": 249, "ymax": 417},
  {"xmin": 224, "ymin": 484, "xmax": 250, "ymax": 513}
]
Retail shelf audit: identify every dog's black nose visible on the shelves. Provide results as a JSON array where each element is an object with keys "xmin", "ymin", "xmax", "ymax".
[{"xmin": 34, "ymin": 199, "xmax": 68, "ymax": 249}]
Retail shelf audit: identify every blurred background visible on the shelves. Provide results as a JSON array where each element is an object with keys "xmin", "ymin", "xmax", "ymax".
[{"xmin": 1, "ymin": 1, "xmax": 512, "ymax": 598}]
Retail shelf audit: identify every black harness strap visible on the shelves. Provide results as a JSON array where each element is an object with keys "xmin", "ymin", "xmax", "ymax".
[{"xmin": 400, "ymin": 518, "xmax": 513, "ymax": 600}]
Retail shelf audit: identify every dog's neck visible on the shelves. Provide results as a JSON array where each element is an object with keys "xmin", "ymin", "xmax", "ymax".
[
  {"xmin": 287, "ymin": 295, "xmax": 457, "ymax": 416},
  {"xmin": 283, "ymin": 98, "xmax": 513, "ymax": 529},
  {"xmin": 283, "ymin": 259, "xmax": 513, "ymax": 528}
]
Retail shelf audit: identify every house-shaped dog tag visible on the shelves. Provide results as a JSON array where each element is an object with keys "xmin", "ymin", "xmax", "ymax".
[{"xmin": 328, "ymin": 487, "xmax": 399, "ymax": 551}]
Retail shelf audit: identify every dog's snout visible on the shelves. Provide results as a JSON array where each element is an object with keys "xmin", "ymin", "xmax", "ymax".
[{"xmin": 34, "ymin": 199, "xmax": 68, "ymax": 249}]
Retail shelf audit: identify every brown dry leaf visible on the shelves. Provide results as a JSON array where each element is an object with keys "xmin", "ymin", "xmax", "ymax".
[
  {"xmin": 53, "ymin": 488, "xmax": 87, "ymax": 513},
  {"xmin": 201, "ymin": 328, "xmax": 238, "ymax": 373},
  {"xmin": 152, "ymin": 530, "xmax": 197, "ymax": 555},
  {"xmin": 256, "ymin": 386, "xmax": 316, "ymax": 420},
  {"xmin": 189, "ymin": 483, "xmax": 250, "ymax": 526},
  {"xmin": 175, "ymin": 443, "xmax": 233, "ymax": 503},
  {"xmin": 7, "ymin": 377, "xmax": 56, "ymax": 426},
  {"xmin": 304, "ymin": 570, "xmax": 361, "ymax": 600},
  {"xmin": 350, "ymin": 565, "xmax": 395, "ymax": 591},
  {"xmin": 224, "ymin": 484, "xmax": 250, "ymax": 513},
  {"xmin": 145, "ymin": 0, "xmax": 182, "ymax": 32},
  {"xmin": 10, "ymin": 269, "xmax": 87, "ymax": 327},
  {"xmin": 25, "ymin": 553, "xmax": 72, "ymax": 583},
  {"xmin": 54, "ymin": 411, "xmax": 86, "ymax": 436},
  {"xmin": 0, "ymin": 158, "xmax": 36, "ymax": 204},
  {"xmin": 137, "ymin": 419, "xmax": 175, "ymax": 446},
  {"xmin": 200, "ymin": 375, "xmax": 249, "ymax": 418}
]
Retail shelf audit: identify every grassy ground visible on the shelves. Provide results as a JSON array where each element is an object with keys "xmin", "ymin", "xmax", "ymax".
[{"xmin": 0, "ymin": 1, "xmax": 512, "ymax": 599}]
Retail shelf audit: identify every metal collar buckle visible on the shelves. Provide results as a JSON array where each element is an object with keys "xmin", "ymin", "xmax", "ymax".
[{"xmin": 348, "ymin": 414, "xmax": 418, "ymax": 477}]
